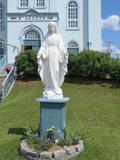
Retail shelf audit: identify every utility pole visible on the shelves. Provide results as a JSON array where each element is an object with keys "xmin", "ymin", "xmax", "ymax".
[{"xmin": 105, "ymin": 41, "xmax": 113, "ymax": 58}]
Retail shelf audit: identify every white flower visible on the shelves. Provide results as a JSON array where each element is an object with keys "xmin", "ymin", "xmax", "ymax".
[
  {"xmin": 52, "ymin": 126, "xmax": 55, "ymax": 129},
  {"xmin": 55, "ymin": 139, "xmax": 59, "ymax": 143},
  {"xmin": 47, "ymin": 128, "xmax": 53, "ymax": 131}
]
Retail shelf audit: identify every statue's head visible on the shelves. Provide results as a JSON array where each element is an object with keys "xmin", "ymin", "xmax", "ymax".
[{"xmin": 48, "ymin": 22, "xmax": 57, "ymax": 34}]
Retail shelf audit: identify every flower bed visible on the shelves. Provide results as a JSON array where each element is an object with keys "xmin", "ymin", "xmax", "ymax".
[
  {"xmin": 20, "ymin": 126, "xmax": 84, "ymax": 159},
  {"xmin": 20, "ymin": 139, "xmax": 84, "ymax": 160}
]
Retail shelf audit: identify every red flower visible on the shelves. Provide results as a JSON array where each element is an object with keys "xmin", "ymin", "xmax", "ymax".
[{"xmin": 4, "ymin": 66, "xmax": 12, "ymax": 73}]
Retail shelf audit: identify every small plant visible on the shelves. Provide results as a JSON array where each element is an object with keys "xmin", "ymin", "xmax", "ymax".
[
  {"xmin": 58, "ymin": 139, "xmax": 71, "ymax": 147},
  {"xmin": 38, "ymin": 138, "xmax": 54, "ymax": 151},
  {"xmin": 23, "ymin": 125, "xmax": 82, "ymax": 152},
  {"xmin": 23, "ymin": 125, "xmax": 40, "ymax": 145},
  {"xmin": 46, "ymin": 126, "xmax": 56, "ymax": 141},
  {"xmin": 23, "ymin": 125, "xmax": 56, "ymax": 152},
  {"xmin": 58, "ymin": 128, "xmax": 82, "ymax": 147},
  {"xmin": 4, "ymin": 66, "xmax": 12, "ymax": 74},
  {"xmin": 71, "ymin": 130, "xmax": 82, "ymax": 145}
]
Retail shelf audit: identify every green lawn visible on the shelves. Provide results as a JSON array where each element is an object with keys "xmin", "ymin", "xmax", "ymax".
[{"xmin": 0, "ymin": 80, "xmax": 120, "ymax": 160}]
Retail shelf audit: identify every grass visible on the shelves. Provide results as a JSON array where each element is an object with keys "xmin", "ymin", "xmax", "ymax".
[{"xmin": 0, "ymin": 79, "xmax": 120, "ymax": 160}]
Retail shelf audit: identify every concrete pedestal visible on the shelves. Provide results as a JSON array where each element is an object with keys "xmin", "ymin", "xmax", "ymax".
[{"xmin": 36, "ymin": 97, "xmax": 69, "ymax": 139}]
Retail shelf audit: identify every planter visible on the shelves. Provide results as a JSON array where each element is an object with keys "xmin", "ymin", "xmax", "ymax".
[{"xmin": 20, "ymin": 139, "xmax": 84, "ymax": 160}]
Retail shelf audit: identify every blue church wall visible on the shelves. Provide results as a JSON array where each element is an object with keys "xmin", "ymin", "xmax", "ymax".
[
  {"xmin": 57, "ymin": 0, "xmax": 82, "ymax": 51},
  {"xmin": 7, "ymin": 21, "xmax": 48, "ymax": 63},
  {"xmin": 7, "ymin": 0, "xmax": 57, "ymax": 13},
  {"xmin": 83, "ymin": 0, "xmax": 89, "ymax": 50},
  {"xmin": 0, "ymin": 0, "xmax": 101, "ymax": 64},
  {"xmin": 0, "ymin": 0, "xmax": 7, "ymax": 62}
]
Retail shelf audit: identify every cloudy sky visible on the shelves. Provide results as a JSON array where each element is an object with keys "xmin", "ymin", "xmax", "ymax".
[{"xmin": 102, "ymin": 0, "xmax": 120, "ymax": 53}]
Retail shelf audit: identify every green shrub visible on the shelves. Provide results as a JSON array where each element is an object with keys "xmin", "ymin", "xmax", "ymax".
[
  {"xmin": 15, "ymin": 49, "xmax": 38, "ymax": 78},
  {"xmin": 15, "ymin": 49, "xmax": 120, "ymax": 81},
  {"xmin": 67, "ymin": 54, "xmax": 80, "ymax": 77},
  {"xmin": 68, "ymin": 50, "xmax": 110, "ymax": 79},
  {"xmin": 109, "ymin": 59, "xmax": 120, "ymax": 80}
]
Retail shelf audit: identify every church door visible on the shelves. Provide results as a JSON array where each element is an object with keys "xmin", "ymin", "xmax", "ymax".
[{"xmin": 22, "ymin": 30, "xmax": 41, "ymax": 51}]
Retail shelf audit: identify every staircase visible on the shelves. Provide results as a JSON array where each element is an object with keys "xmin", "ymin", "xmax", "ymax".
[
  {"xmin": 0, "ymin": 73, "xmax": 6, "ymax": 100},
  {"xmin": 0, "ymin": 64, "xmax": 16, "ymax": 101}
]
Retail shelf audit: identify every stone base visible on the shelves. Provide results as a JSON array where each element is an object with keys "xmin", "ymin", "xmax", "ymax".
[{"xmin": 20, "ymin": 140, "xmax": 84, "ymax": 160}]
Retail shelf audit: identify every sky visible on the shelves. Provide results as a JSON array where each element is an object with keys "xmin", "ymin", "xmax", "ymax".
[{"xmin": 101, "ymin": 0, "xmax": 120, "ymax": 54}]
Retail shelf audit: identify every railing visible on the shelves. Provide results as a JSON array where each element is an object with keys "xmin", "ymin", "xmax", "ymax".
[
  {"xmin": 0, "ymin": 66, "xmax": 16, "ymax": 101},
  {"xmin": 0, "ymin": 55, "xmax": 3, "ymax": 60},
  {"xmin": 0, "ymin": 55, "xmax": 6, "ymax": 71}
]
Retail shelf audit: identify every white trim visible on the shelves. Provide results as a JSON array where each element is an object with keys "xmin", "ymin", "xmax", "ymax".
[
  {"xmin": 67, "ymin": 40, "xmax": 80, "ymax": 48},
  {"xmin": 19, "ymin": 24, "xmax": 44, "ymax": 44},
  {"xmin": 67, "ymin": 40, "xmax": 80, "ymax": 53},
  {"xmin": 24, "ymin": 30, "xmax": 40, "ymax": 40}
]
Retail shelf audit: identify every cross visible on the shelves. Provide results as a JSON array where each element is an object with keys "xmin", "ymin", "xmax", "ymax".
[{"xmin": 86, "ymin": 41, "xmax": 92, "ymax": 50}]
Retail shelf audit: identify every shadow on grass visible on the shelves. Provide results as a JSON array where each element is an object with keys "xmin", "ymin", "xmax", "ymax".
[
  {"xmin": 65, "ymin": 77, "xmax": 120, "ymax": 89},
  {"xmin": 16, "ymin": 75, "xmax": 40, "ymax": 82},
  {"xmin": 16, "ymin": 76, "xmax": 120, "ymax": 89},
  {"xmin": 8, "ymin": 128, "xmax": 26, "ymax": 135}
]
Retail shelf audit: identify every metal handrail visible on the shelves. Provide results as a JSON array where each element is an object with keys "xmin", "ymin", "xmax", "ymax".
[
  {"xmin": 0, "ymin": 40, "xmax": 19, "ymax": 55},
  {"xmin": 1, "ymin": 66, "xmax": 16, "ymax": 101},
  {"xmin": 0, "ymin": 55, "xmax": 3, "ymax": 59},
  {"xmin": 0, "ymin": 55, "xmax": 6, "ymax": 71}
]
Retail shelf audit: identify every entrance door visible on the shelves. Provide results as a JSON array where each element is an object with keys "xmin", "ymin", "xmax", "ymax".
[
  {"xmin": 24, "ymin": 46, "xmax": 32, "ymax": 51},
  {"xmin": 22, "ymin": 30, "xmax": 41, "ymax": 52}
]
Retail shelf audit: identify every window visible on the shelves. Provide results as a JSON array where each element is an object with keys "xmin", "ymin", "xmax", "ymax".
[
  {"xmin": 67, "ymin": 1, "xmax": 78, "ymax": 29},
  {"xmin": 20, "ymin": 0, "xmax": 28, "ymax": 7},
  {"xmin": 36, "ymin": 0, "xmax": 45, "ymax": 7},
  {"xmin": 67, "ymin": 41, "xmax": 79, "ymax": 54},
  {"xmin": 25, "ymin": 30, "xmax": 40, "ymax": 40},
  {"xmin": 0, "ymin": 4, "xmax": 3, "ymax": 29},
  {"xmin": 23, "ymin": 30, "xmax": 41, "ymax": 50}
]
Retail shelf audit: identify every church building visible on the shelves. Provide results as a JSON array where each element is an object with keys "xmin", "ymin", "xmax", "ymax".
[{"xmin": 0, "ymin": 0, "xmax": 101, "ymax": 64}]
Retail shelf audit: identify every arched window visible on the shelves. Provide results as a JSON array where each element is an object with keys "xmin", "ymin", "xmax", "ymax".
[
  {"xmin": 23, "ymin": 30, "xmax": 41, "ymax": 51},
  {"xmin": 67, "ymin": 1, "xmax": 78, "ymax": 29},
  {"xmin": 67, "ymin": 41, "xmax": 79, "ymax": 54},
  {"xmin": 25, "ymin": 30, "xmax": 40, "ymax": 40},
  {"xmin": 36, "ymin": 0, "xmax": 45, "ymax": 7},
  {"xmin": 20, "ymin": 0, "xmax": 28, "ymax": 7},
  {"xmin": 0, "ymin": 4, "xmax": 3, "ymax": 29}
]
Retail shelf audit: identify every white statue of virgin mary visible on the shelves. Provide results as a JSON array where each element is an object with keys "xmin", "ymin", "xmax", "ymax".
[{"xmin": 37, "ymin": 22, "xmax": 68, "ymax": 99}]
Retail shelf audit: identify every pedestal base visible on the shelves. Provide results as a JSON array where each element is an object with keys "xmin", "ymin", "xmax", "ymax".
[{"xmin": 36, "ymin": 97, "xmax": 69, "ymax": 139}]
